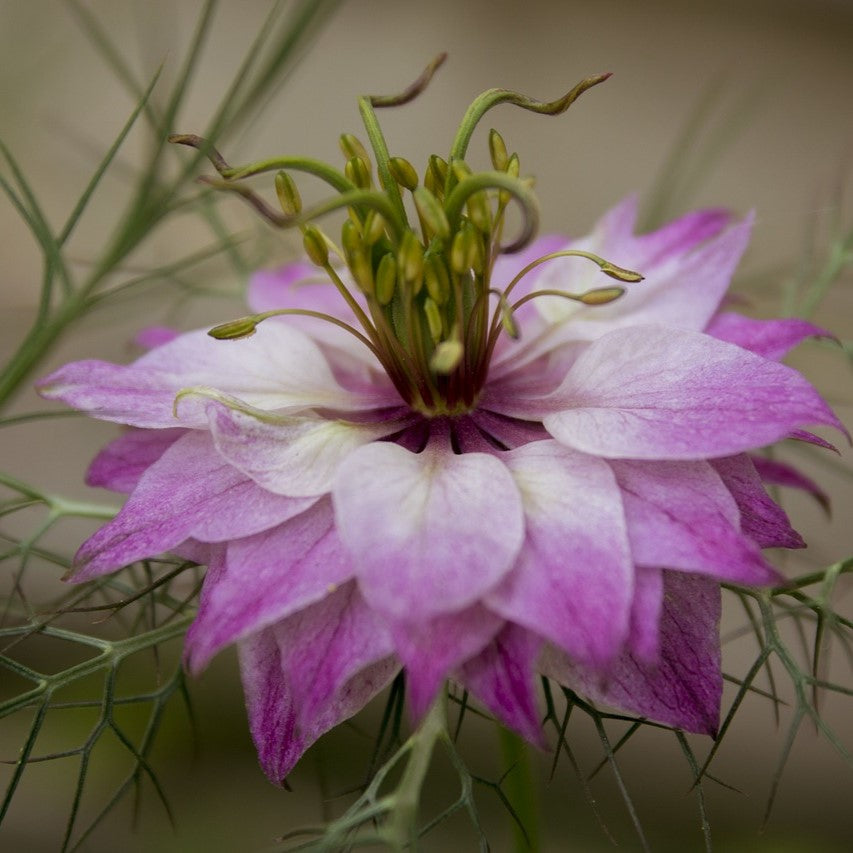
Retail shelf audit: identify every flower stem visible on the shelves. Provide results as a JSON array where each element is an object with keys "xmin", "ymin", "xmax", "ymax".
[
  {"xmin": 381, "ymin": 692, "xmax": 447, "ymax": 848},
  {"xmin": 499, "ymin": 726, "xmax": 540, "ymax": 852}
]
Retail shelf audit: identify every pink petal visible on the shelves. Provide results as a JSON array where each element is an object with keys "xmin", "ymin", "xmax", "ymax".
[
  {"xmin": 38, "ymin": 322, "xmax": 382, "ymax": 429},
  {"xmin": 627, "ymin": 567, "xmax": 664, "ymax": 663},
  {"xmin": 538, "ymin": 326, "xmax": 844, "ymax": 459},
  {"xmin": 706, "ymin": 312, "xmax": 830, "ymax": 361},
  {"xmin": 711, "ymin": 455, "xmax": 805, "ymax": 549},
  {"xmin": 185, "ymin": 498, "xmax": 354, "ymax": 672},
  {"xmin": 610, "ymin": 459, "xmax": 782, "ymax": 585},
  {"xmin": 390, "ymin": 605, "xmax": 503, "ymax": 720},
  {"xmin": 206, "ymin": 400, "xmax": 411, "ymax": 497},
  {"xmin": 86, "ymin": 428, "xmax": 186, "ymax": 492},
  {"xmin": 334, "ymin": 435, "xmax": 524, "ymax": 619},
  {"xmin": 71, "ymin": 432, "xmax": 314, "ymax": 581},
  {"xmin": 543, "ymin": 570, "xmax": 722, "ymax": 735},
  {"xmin": 238, "ymin": 589, "xmax": 398, "ymax": 785},
  {"xmin": 457, "ymin": 623, "xmax": 545, "ymax": 745},
  {"xmin": 486, "ymin": 441, "xmax": 634, "ymax": 667},
  {"xmin": 751, "ymin": 454, "xmax": 830, "ymax": 513},
  {"xmin": 504, "ymin": 203, "xmax": 741, "ymax": 365},
  {"xmin": 134, "ymin": 326, "xmax": 181, "ymax": 350}
]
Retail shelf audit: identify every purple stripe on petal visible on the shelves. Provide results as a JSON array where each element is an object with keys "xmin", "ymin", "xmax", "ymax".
[
  {"xmin": 185, "ymin": 498, "xmax": 354, "ymax": 673},
  {"xmin": 458, "ymin": 623, "xmax": 545, "ymax": 746},
  {"xmin": 711, "ymin": 455, "xmax": 805, "ymax": 549},
  {"xmin": 486, "ymin": 441, "xmax": 634, "ymax": 667},
  {"xmin": 706, "ymin": 312, "xmax": 830, "ymax": 361},
  {"xmin": 543, "ymin": 570, "xmax": 722, "ymax": 736},
  {"xmin": 610, "ymin": 459, "xmax": 782, "ymax": 585},
  {"xmin": 334, "ymin": 436, "xmax": 524, "ymax": 620},
  {"xmin": 86, "ymin": 428, "xmax": 186, "ymax": 492},
  {"xmin": 71, "ymin": 432, "xmax": 314, "ymax": 581},
  {"xmin": 238, "ymin": 628, "xmax": 300, "ymax": 785},
  {"xmin": 237, "ymin": 583, "xmax": 398, "ymax": 786}
]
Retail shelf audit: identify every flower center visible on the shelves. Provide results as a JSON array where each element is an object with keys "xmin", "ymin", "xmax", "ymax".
[{"xmin": 177, "ymin": 56, "xmax": 641, "ymax": 417}]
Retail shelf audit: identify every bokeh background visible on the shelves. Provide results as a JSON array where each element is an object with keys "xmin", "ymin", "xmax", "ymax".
[{"xmin": 1, "ymin": 0, "xmax": 852, "ymax": 850}]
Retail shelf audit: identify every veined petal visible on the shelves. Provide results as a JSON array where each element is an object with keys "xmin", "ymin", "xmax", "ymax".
[
  {"xmin": 269, "ymin": 582, "xmax": 397, "ymax": 733},
  {"xmin": 86, "ymin": 427, "xmax": 186, "ymax": 492},
  {"xmin": 486, "ymin": 441, "xmax": 634, "ymax": 667},
  {"xmin": 206, "ymin": 400, "xmax": 412, "ymax": 497},
  {"xmin": 543, "ymin": 570, "xmax": 722, "ymax": 735},
  {"xmin": 711, "ymin": 455, "xmax": 805, "ymax": 549},
  {"xmin": 610, "ymin": 458, "xmax": 782, "ymax": 585},
  {"xmin": 457, "ymin": 623, "xmax": 545, "ymax": 746},
  {"xmin": 334, "ymin": 437, "xmax": 524, "ymax": 619},
  {"xmin": 238, "ymin": 590, "xmax": 397, "ymax": 786},
  {"xmin": 538, "ymin": 326, "xmax": 844, "ymax": 459},
  {"xmin": 71, "ymin": 432, "xmax": 313, "ymax": 581},
  {"xmin": 627, "ymin": 566, "xmax": 663, "ymax": 663},
  {"xmin": 38, "ymin": 322, "xmax": 382, "ymax": 428},
  {"xmin": 185, "ymin": 498, "xmax": 353, "ymax": 672},
  {"xmin": 706, "ymin": 312, "xmax": 830, "ymax": 361},
  {"xmin": 390, "ymin": 605, "xmax": 503, "ymax": 720}
]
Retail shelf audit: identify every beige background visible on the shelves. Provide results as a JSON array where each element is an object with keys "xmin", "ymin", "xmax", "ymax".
[{"xmin": 1, "ymin": 0, "xmax": 852, "ymax": 850}]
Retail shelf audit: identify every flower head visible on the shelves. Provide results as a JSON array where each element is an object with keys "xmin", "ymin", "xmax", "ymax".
[{"xmin": 38, "ymin": 62, "xmax": 844, "ymax": 783}]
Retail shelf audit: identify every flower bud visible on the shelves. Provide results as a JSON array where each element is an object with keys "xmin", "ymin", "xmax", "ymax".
[
  {"xmin": 488, "ymin": 128, "xmax": 509, "ymax": 171},
  {"xmin": 424, "ymin": 296, "xmax": 443, "ymax": 343},
  {"xmin": 345, "ymin": 156, "xmax": 372, "ymax": 189},
  {"xmin": 340, "ymin": 133, "xmax": 371, "ymax": 167},
  {"xmin": 413, "ymin": 186, "xmax": 450, "ymax": 241},
  {"xmin": 430, "ymin": 339, "xmax": 464, "ymax": 374},
  {"xmin": 303, "ymin": 225, "xmax": 329, "ymax": 267},
  {"xmin": 580, "ymin": 286, "xmax": 625, "ymax": 305},
  {"xmin": 363, "ymin": 211, "xmax": 386, "ymax": 246},
  {"xmin": 389, "ymin": 156, "xmax": 418, "ymax": 191},
  {"xmin": 398, "ymin": 230, "xmax": 424, "ymax": 289},
  {"xmin": 274, "ymin": 170, "xmax": 301, "ymax": 217},
  {"xmin": 424, "ymin": 255, "xmax": 450, "ymax": 306},
  {"xmin": 425, "ymin": 155, "xmax": 448, "ymax": 198},
  {"xmin": 466, "ymin": 191, "xmax": 492, "ymax": 234},
  {"xmin": 341, "ymin": 218, "xmax": 363, "ymax": 257},
  {"xmin": 375, "ymin": 253, "xmax": 397, "ymax": 305},
  {"xmin": 600, "ymin": 261, "xmax": 644, "ymax": 283},
  {"xmin": 208, "ymin": 316, "xmax": 258, "ymax": 340}
]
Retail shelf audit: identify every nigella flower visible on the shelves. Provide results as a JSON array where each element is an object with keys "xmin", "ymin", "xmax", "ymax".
[{"xmin": 38, "ymin": 64, "xmax": 844, "ymax": 784}]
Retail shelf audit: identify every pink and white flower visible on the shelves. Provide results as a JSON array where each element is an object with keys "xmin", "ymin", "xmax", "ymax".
[{"xmin": 38, "ymin": 91, "xmax": 843, "ymax": 783}]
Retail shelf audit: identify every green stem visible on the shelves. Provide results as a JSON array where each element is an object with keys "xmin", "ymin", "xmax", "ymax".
[
  {"xmin": 382, "ymin": 693, "xmax": 447, "ymax": 848},
  {"xmin": 499, "ymin": 726, "xmax": 540, "ymax": 852}
]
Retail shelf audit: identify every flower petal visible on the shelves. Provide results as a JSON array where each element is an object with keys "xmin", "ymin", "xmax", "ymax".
[
  {"xmin": 750, "ymin": 454, "xmax": 830, "ymax": 513},
  {"xmin": 457, "ymin": 623, "xmax": 545, "ymax": 745},
  {"xmin": 486, "ymin": 441, "xmax": 634, "ymax": 667},
  {"xmin": 38, "ymin": 322, "xmax": 381, "ymax": 428},
  {"xmin": 71, "ymin": 432, "xmax": 313, "ymax": 581},
  {"xmin": 627, "ymin": 567, "xmax": 664, "ymax": 663},
  {"xmin": 334, "ymin": 437, "xmax": 524, "ymax": 619},
  {"xmin": 206, "ymin": 400, "xmax": 411, "ymax": 497},
  {"xmin": 238, "ymin": 588, "xmax": 397, "ymax": 786},
  {"xmin": 711, "ymin": 455, "xmax": 805, "ymax": 549},
  {"xmin": 390, "ymin": 605, "xmax": 503, "ymax": 719},
  {"xmin": 706, "ymin": 312, "xmax": 830, "ymax": 361},
  {"xmin": 543, "ymin": 570, "xmax": 722, "ymax": 735},
  {"xmin": 185, "ymin": 498, "xmax": 353, "ymax": 672},
  {"xmin": 86, "ymin": 428, "xmax": 186, "ymax": 492},
  {"xmin": 538, "ymin": 326, "xmax": 844, "ymax": 459},
  {"xmin": 609, "ymin": 458, "xmax": 781, "ymax": 585}
]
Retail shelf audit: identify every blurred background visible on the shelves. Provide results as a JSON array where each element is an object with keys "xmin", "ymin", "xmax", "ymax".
[{"xmin": 1, "ymin": 0, "xmax": 852, "ymax": 850}]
